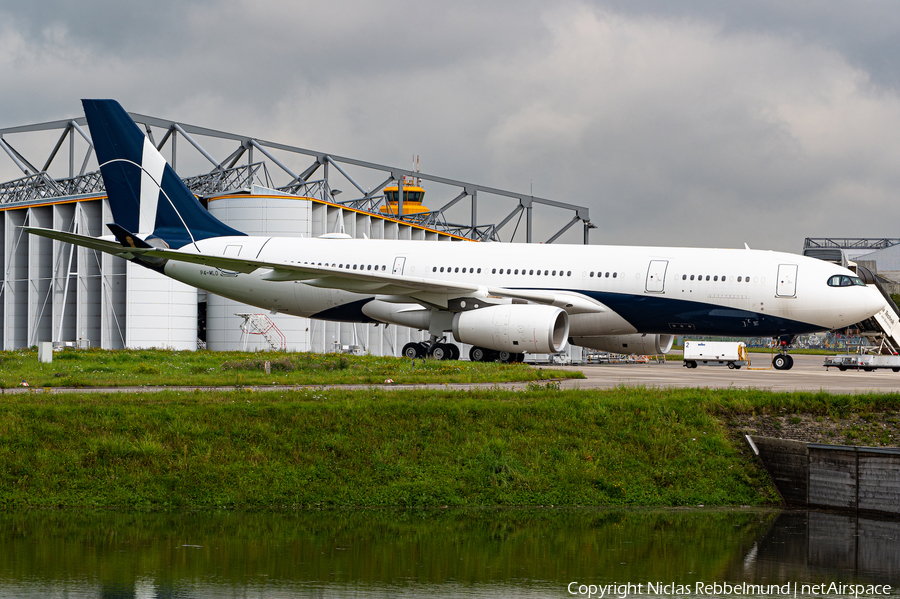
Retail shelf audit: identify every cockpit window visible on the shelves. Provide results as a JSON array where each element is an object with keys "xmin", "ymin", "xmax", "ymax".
[{"xmin": 827, "ymin": 275, "xmax": 866, "ymax": 287}]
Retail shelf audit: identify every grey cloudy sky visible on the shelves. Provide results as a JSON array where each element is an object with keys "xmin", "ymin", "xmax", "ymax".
[{"xmin": 1, "ymin": 0, "xmax": 899, "ymax": 252}]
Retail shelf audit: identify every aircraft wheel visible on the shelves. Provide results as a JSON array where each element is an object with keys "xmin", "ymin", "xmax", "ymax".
[
  {"xmin": 497, "ymin": 351, "xmax": 514, "ymax": 363},
  {"xmin": 515, "ymin": 353, "xmax": 525, "ymax": 363},
  {"xmin": 402, "ymin": 342, "xmax": 423, "ymax": 359},
  {"xmin": 469, "ymin": 346, "xmax": 487, "ymax": 362},
  {"xmin": 430, "ymin": 344, "xmax": 452, "ymax": 361},
  {"xmin": 448, "ymin": 344, "xmax": 460, "ymax": 361},
  {"xmin": 772, "ymin": 354, "xmax": 792, "ymax": 370}
]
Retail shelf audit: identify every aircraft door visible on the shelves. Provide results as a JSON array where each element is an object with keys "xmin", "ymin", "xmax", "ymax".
[
  {"xmin": 776, "ymin": 264, "xmax": 798, "ymax": 297},
  {"xmin": 392, "ymin": 257, "xmax": 406, "ymax": 275},
  {"xmin": 645, "ymin": 260, "xmax": 668, "ymax": 293}
]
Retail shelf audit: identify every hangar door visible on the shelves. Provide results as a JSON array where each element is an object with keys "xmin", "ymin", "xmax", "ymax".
[{"xmin": 776, "ymin": 264, "xmax": 798, "ymax": 297}]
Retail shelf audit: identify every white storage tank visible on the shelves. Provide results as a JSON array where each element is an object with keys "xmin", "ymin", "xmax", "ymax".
[{"xmin": 206, "ymin": 188, "xmax": 314, "ymax": 352}]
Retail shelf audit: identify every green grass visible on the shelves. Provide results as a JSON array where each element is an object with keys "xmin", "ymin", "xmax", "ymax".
[
  {"xmin": 0, "ymin": 348, "xmax": 581, "ymax": 389},
  {"xmin": 3, "ymin": 384, "xmax": 896, "ymax": 509}
]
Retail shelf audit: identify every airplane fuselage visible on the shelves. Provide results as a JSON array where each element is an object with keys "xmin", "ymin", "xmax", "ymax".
[{"xmin": 164, "ymin": 236, "xmax": 879, "ymax": 339}]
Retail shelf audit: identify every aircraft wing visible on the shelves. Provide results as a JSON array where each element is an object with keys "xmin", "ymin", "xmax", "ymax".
[{"xmin": 23, "ymin": 226, "xmax": 605, "ymax": 313}]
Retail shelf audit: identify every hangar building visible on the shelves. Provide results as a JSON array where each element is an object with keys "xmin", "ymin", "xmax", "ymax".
[{"xmin": 0, "ymin": 109, "xmax": 591, "ymax": 354}]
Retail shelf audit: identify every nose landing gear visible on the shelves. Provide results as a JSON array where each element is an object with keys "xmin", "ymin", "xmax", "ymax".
[{"xmin": 772, "ymin": 335, "xmax": 795, "ymax": 370}]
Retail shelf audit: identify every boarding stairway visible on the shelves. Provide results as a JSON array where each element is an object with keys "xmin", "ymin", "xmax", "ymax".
[
  {"xmin": 852, "ymin": 266, "xmax": 900, "ymax": 354},
  {"xmin": 236, "ymin": 313, "xmax": 287, "ymax": 351}
]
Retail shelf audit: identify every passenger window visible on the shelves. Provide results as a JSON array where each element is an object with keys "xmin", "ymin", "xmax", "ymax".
[
  {"xmin": 590, "ymin": 272, "xmax": 595, "ymax": 277},
  {"xmin": 552, "ymin": 270, "xmax": 557, "ymax": 276},
  {"xmin": 455, "ymin": 267, "xmax": 459, "ymax": 273},
  {"xmin": 440, "ymin": 267, "xmax": 444, "ymax": 272},
  {"xmin": 613, "ymin": 272, "xmax": 617, "ymax": 278},
  {"xmin": 737, "ymin": 276, "xmax": 742, "ymax": 282},
  {"xmin": 368, "ymin": 265, "xmax": 372, "ymax": 270},
  {"xmin": 682, "ymin": 274, "xmax": 686, "ymax": 280},
  {"xmin": 477, "ymin": 268, "xmax": 481, "ymax": 273},
  {"xmin": 514, "ymin": 269, "xmax": 519, "ymax": 275},
  {"xmin": 690, "ymin": 275, "xmax": 695, "ymax": 281},
  {"xmin": 507, "ymin": 269, "xmax": 511, "ymax": 274},
  {"xmin": 462, "ymin": 268, "xmax": 467, "ymax": 273},
  {"xmin": 605, "ymin": 272, "xmax": 609, "ymax": 278},
  {"xmin": 529, "ymin": 269, "xmax": 533, "ymax": 275},
  {"xmin": 745, "ymin": 276, "xmax": 749, "ymax": 282},
  {"xmin": 353, "ymin": 265, "xmax": 357, "ymax": 270},
  {"xmin": 705, "ymin": 275, "xmax": 710, "ymax": 281},
  {"xmin": 713, "ymin": 275, "xmax": 717, "ymax": 281},
  {"xmin": 567, "ymin": 271, "xmax": 571, "ymax": 276}
]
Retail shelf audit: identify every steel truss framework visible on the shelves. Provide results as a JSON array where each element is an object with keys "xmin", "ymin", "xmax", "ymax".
[
  {"xmin": 0, "ymin": 112, "xmax": 592, "ymax": 244},
  {"xmin": 802, "ymin": 237, "xmax": 900, "ymax": 266},
  {"xmin": 804, "ymin": 238, "xmax": 900, "ymax": 251}
]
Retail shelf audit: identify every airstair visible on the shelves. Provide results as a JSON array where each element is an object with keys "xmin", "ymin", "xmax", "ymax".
[
  {"xmin": 852, "ymin": 266, "xmax": 900, "ymax": 354},
  {"xmin": 236, "ymin": 313, "xmax": 287, "ymax": 351}
]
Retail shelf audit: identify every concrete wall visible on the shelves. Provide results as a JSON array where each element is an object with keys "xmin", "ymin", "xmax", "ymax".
[{"xmin": 750, "ymin": 435, "xmax": 900, "ymax": 516}]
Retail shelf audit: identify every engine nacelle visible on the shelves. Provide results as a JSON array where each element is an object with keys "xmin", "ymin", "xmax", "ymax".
[
  {"xmin": 452, "ymin": 304, "xmax": 569, "ymax": 354},
  {"xmin": 570, "ymin": 333, "xmax": 674, "ymax": 355}
]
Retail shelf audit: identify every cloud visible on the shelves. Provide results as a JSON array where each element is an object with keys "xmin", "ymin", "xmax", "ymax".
[{"xmin": 2, "ymin": 1, "xmax": 900, "ymax": 250}]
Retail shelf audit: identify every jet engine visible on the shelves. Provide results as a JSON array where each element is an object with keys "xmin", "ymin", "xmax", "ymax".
[
  {"xmin": 569, "ymin": 333, "xmax": 674, "ymax": 355},
  {"xmin": 452, "ymin": 304, "xmax": 568, "ymax": 354}
]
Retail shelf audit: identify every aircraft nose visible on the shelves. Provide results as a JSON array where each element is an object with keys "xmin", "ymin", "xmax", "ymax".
[{"xmin": 862, "ymin": 285, "xmax": 886, "ymax": 321}]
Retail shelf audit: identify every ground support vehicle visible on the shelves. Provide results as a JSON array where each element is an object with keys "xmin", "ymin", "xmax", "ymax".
[
  {"xmin": 683, "ymin": 341, "xmax": 750, "ymax": 369},
  {"xmin": 824, "ymin": 354, "xmax": 900, "ymax": 372}
]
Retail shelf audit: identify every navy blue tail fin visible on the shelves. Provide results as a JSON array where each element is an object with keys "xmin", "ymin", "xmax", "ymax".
[{"xmin": 82, "ymin": 99, "xmax": 245, "ymax": 248}]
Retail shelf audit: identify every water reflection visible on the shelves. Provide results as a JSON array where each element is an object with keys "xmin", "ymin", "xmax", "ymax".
[
  {"xmin": 0, "ymin": 509, "xmax": 895, "ymax": 598},
  {"xmin": 734, "ymin": 511, "xmax": 900, "ymax": 584}
]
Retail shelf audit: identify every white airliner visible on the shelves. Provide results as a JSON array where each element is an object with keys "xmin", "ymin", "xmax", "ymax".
[{"xmin": 24, "ymin": 100, "xmax": 883, "ymax": 370}]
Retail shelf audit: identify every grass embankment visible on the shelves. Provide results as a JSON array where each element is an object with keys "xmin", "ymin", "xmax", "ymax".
[
  {"xmin": 0, "ymin": 348, "xmax": 581, "ymax": 389},
  {"xmin": 3, "ymin": 386, "xmax": 897, "ymax": 509}
]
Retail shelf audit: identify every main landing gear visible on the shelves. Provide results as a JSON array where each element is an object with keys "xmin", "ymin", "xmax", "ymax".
[
  {"xmin": 772, "ymin": 335, "xmax": 795, "ymax": 370},
  {"xmin": 400, "ymin": 339, "xmax": 524, "ymax": 363},
  {"xmin": 468, "ymin": 346, "xmax": 525, "ymax": 363},
  {"xmin": 401, "ymin": 337, "xmax": 460, "ymax": 361}
]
